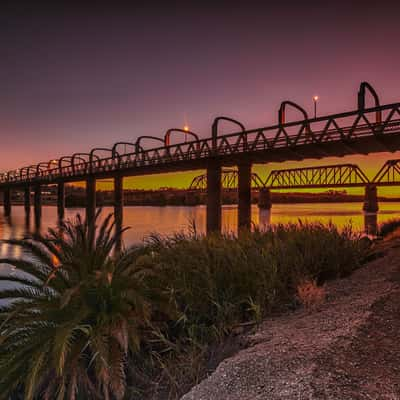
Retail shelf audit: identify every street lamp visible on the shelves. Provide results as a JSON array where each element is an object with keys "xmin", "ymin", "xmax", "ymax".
[
  {"xmin": 313, "ymin": 96, "xmax": 319, "ymax": 119},
  {"xmin": 183, "ymin": 124, "xmax": 189, "ymax": 142}
]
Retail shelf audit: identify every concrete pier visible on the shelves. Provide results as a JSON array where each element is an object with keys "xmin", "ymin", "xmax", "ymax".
[
  {"xmin": 33, "ymin": 184, "xmax": 42, "ymax": 228},
  {"xmin": 114, "ymin": 175, "xmax": 123, "ymax": 252},
  {"xmin": 206, "ymin": 160, "xmax": 222, "ymax": 233},
  {"xmin": 86, "ymin": 176, "xmax": 96, "ymax": 228},
  {"xmin": 57, "ymin": 182, "xmax": 65, "ymax": 221},
  {"xmin": 24, "ymin": 186, "xmax": 31, "ymax": 216},
  {"xmin": 185, "ymin": 191, "xmax": 198, "ymax": 206},
  {"xmin": 258, "ymin": 188, "xmax": 272, "ymax": 210},
  {"xmin": 3, "ymin": 188, "xmax": 11, "ymax": 216},
  {"xmin": 363, "ymin": 185, "xmax": 378, "ymax": 213},
  {"xmin": 238, "ymin": 161, "xmax": 252, "ymax": 230}
]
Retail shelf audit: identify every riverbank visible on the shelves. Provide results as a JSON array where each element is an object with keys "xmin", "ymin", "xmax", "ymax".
[
  {"xmin": 182, "ymin": 235, "xmax": 400, "ymax": 400},
  {"xmin": 3, "ymin": 188, "xmax": 400, "ymax": 208}
]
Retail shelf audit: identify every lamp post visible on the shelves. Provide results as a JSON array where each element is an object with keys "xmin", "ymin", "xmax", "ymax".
[
  {"xmin": 313, "ymin": 96, "xmax": 319, "ymax": 119},
  {"xmin": 183, "ymin": 124, "xmax": 189, "ymax": 142}
]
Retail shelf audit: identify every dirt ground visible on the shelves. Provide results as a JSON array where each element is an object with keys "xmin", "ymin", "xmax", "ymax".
[{"xmin": 181, "ymin": 238, "xmax": 400, "ymax": 400}]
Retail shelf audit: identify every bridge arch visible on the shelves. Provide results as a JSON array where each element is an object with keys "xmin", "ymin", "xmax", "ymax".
[
  {"xmin": 36, "ymin": 162, "xmax": 51, "ymax": 176},
  {"xmin": 134, "ymin": 136, "xmax": 165, "ymax": 153},
  {"xmin": 71, "ymin": 153, "xmax": 93, "ymax": 174},
  {"xmin": 111, "ymin": 142, "xmax": 136, "ymax": 156},
  {"xmin": 164, "ymin": 128, "xmax": 200, "ymax": 146},
  {"xmin": 211, "ymin": 116, "xmax": 246, "ymax": 150},
  {"xmin": 89, "ymin": 147, "xmax": 120, "ymax": 172},
  {"xmin": 358, "ymin": 81, "xmax": 381, "ymax": 123},
  {"xmin": 58, "ymin": 155, "xmax": 85, "ymax": 173},
  {"xmin": 20, "ymin": 165, "xmax": 36, "ymax": 179},
  {"xmin": 278, "ymin": 101, "xmax": 309, "ymax": 125}
]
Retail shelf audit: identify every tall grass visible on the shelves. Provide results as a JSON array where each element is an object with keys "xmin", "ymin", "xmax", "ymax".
[
  {"xmin": 379, "ymin": 218, "xmax": 400, "ymax": 237},
  {"xmin": 129, "ymin": 222, "xmax": 368, "ymax": 397}
]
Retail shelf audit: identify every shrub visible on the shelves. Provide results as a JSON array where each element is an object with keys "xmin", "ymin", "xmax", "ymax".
[{"xmin": 379, "ymin": 218, "xmax": 400, "ymax": 238}]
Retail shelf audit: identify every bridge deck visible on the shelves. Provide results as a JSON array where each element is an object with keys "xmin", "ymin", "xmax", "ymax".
[{"xmin": 2, "ymin": 103, "xmax": 400, "ymax": 188}]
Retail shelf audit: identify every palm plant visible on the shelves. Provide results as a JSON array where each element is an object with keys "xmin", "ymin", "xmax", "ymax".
[{"xmin": 0, "ymin": 212, "xmax": 166, "ymax": 400}]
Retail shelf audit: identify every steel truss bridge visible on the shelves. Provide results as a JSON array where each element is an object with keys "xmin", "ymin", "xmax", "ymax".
[
  {"xmin": 1, "ymin": 81, "xmax": 400, "ymax": 234},
  {"xmin": 189, "ymin": 159, "xmax": 400, "ymax": 190}
]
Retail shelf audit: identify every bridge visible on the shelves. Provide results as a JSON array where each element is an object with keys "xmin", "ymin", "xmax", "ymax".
[
  {"xmin": 1, "ymin": 81, "xmax": 400, "ymax": 238},
  {"xmin": 189, "ymin": 169, "xmax": 265, "ymax": 190},
  {"xmin": 188, "ymin": 159, "xmax": 400, "ymax": 213}
]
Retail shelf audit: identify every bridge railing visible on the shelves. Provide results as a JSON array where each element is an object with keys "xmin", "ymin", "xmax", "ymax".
[{"xmin": 2, "ymin": 102, "xmax": 400, "ymax": 185}]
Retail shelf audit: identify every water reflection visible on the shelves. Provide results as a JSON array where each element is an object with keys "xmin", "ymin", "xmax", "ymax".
[
  {"xmin": 364, "ymin": 213, "xmax": 378, "ymax": 236},
  {"xmin": 259, "ymin": 209, "xmax": 271, "ymax": 229},
  {"xmin": 0, "ymin": 203, "xmax": 398, "ymax": 249}
]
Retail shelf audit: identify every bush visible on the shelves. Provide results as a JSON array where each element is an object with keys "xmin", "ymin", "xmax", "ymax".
[
  {"xmin": 132, "ymin": 221, "xmax": 367, "ymax": 396},
  {"xmin": 379, "ymin": 218, "xmax": 400, "ymax": 237}
]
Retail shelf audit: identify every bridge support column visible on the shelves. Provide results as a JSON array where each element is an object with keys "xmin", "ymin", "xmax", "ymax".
[
  {"xmin": 57, "ymin": 182, "xmax": 65, "ymax": 222},
  {"xmin": 185, "ymin": 191, "xmax": 198, "ymax": 206},
  {"xmin": 363, "ymin": 185, "xmax": 378, "ymax": 213},
  {"xmin": 206, "ymin": 160, "xmax": 222, "ymax": 234},
  {"xmin": 238, "ymin": 161, "xmax": 252, "ymax": 231},
  {"xmin": 24, "ymin": 186, "xmax": 31, "ymax": 217},
  {"xmin": 114, "ymin": 175, "xmax": 123, "ymax": 253},
  {"xmin": 258, "ymin": 188, "xmax": 272, "ymax": 210},
  {"xmin": 3, "ymin": 188, "xmax": 11, "ymax": 217},
  {"xmin": 86, "ymin": 176, "xmax": 96, "ymax": 229},
  {"xmin": 33, "ymin": 184, "xmax": 42, "ymax": 228}
]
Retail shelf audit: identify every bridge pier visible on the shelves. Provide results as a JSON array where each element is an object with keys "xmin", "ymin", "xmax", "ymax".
[
  {"xmin": 24, "ymin": 186, "xmax": 31, "ymax": 217},
  {"xmin": 363, "ymin": 185, "xmax": 378, "ymax": 213},
  {"xmin": 114, "ymin": 175, "xmax": 123, "ymax": 252},
  {"xmin": 238, "ymin": 161, "xmax": 252, "ymax": 230},
  {"xmin": 206, "ymin": 160, "xmax": 222, "ymax": 233},
  {"xmin": 86, "ymin": 176, "xmax": 96, "ymax": 229},
  {"xmin": 57, "ymin": 182, "xmax": 65, "ymax": 221},
  {"xmin": 33, "ymin": 184, "xmax": 42, "ymax": 228},
  {"xmin": 3, "ymin": 187, "xmax": 11, "ymax": 217},
  {"xmin": 258, "ymin": 188, "xmax": 272, "ymax": 210},
  {"xmin": 185, "ymin": 191, "xmax": 198, "ymax": 206}
]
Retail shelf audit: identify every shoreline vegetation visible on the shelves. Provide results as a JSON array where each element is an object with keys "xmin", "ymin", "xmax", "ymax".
[
  {"xmin": 2, "ymin": 186, "xmax": 400, "ymax": 208},
  {"xmin": 0, "ymin": 214, "xmax": 389, "ymax": 399}
]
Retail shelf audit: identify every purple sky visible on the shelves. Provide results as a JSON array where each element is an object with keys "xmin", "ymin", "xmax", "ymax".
[{"xmin": 1, "ymin": 2, "xmax": 400, "ymax": 190}]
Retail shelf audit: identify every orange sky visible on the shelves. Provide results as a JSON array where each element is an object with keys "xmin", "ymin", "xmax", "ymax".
[{"xmin": 86, "ymin": 151, "xmax": 400, "ymax": 197}]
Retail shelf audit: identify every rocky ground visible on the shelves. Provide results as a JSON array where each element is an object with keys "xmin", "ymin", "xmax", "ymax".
[{"xmin": 182, "ymin": 237, "xmax": 400, "ymax": 400}]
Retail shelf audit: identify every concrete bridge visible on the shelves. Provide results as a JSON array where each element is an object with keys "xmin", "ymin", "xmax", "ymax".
[{"xmin": 1, "ymin": 81, "xmax": 400, "ymax": 239}]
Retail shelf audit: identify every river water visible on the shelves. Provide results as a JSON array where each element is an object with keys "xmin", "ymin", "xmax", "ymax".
[
  {"xmin": 0, "ymin": 203, "xmax": 398, "ymax": 295},
  {"xmin": 0, "ymin": 202, "xmax": 399, "ymax": 253}
]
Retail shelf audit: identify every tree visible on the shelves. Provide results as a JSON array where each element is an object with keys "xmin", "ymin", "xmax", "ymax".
[{"xmin": 0, "ymin": 212, "xmax": 166, "ymax": 400}]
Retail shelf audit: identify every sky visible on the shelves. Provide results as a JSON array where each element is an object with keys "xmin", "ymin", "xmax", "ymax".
[{"xmin": 1, "ymin": 1, "xmax": 400, "ymax": 194}]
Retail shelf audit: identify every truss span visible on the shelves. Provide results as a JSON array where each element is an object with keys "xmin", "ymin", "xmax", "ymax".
[
  {"xmin": 189, "ymin": 169, "xmax": 264, "ymax": 190},
  {"xmin": 264, "ymin": 164, "xmax": 370, "ymax": 189}
]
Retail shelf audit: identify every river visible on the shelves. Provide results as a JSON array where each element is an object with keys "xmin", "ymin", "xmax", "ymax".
[
  {"xmin": 0, "ymin": 203, "xmax": 399, "ymax": 252},
  {"xmin": 0, "ymin": 203, "xmax": 398, "ymax": 295}
]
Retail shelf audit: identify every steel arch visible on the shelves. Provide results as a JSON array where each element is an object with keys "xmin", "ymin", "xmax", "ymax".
[
  {"xmin": 211, "ymin": 116, "xmax": 246, "ymax": 150},
  {"xmin": 358, "ymin": 81, "xmax": 381, "ymax": 124},
  {"xmin": 164, "ymin": 128, "xmax": 200, "ymax": 146}
]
